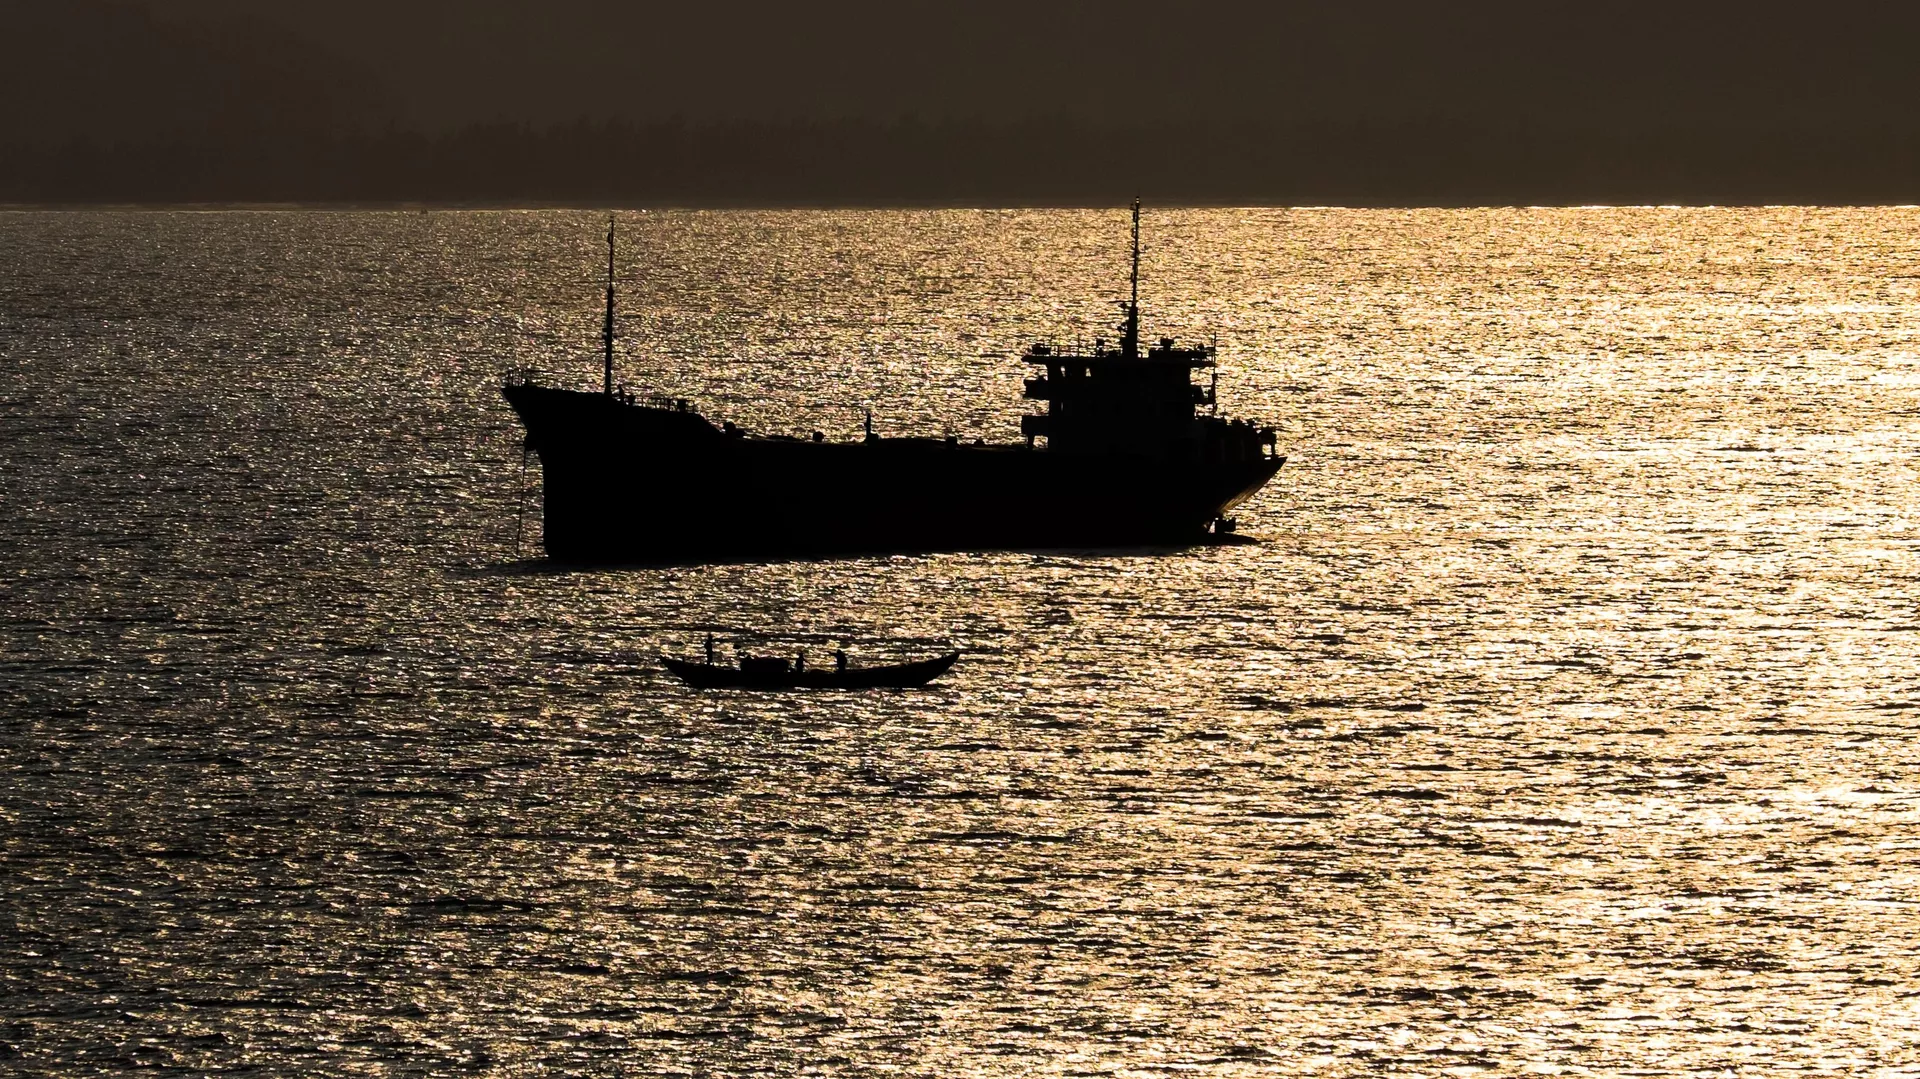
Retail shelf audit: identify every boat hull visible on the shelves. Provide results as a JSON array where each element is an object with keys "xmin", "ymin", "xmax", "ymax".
[
  {"xmin": 505, "ymin": 384, "xmax": 1282, "ymax": 562},
  {"xmin": 662, "ymin": 651, "xmax": 961, "ymax": 689}
]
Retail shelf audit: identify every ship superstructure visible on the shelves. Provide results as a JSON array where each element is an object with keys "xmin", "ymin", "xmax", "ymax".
[{"xmin": 502, "ymin": 202, "xmax": 1283, "ymax": 562}]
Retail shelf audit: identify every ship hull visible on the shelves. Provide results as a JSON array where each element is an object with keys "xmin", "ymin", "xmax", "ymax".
[{"xmin": 504, "ymin": 384, "xmax": 1282, "ymax": 562}]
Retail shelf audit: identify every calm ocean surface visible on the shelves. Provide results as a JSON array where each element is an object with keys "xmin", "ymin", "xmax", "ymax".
[{"xmin": 3, "ymin": 207, "xmax": 1919, "ymax": 1075}]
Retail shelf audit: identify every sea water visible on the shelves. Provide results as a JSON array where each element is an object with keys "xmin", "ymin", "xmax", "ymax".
[{"xmin": 3, "ymin": 207, "xmax": 1918, "ymax": 1074}]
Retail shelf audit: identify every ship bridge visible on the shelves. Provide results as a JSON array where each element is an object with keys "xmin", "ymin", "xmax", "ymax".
[
  {"xmin": 1020, "ymin": 337, "xmax": 1224, "ymax": 457},
  {"xmin": 1017, "ymin": 202, "xmax": 1276, "ymax": 464}
]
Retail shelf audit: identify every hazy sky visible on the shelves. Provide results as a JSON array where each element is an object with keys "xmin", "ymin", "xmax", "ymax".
[{"xmin": 13, "ymin": 0, "xmax": 1920, "ymax": 141}]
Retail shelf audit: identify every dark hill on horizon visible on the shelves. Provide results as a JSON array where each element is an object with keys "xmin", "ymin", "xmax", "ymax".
[{"xmin": 6, "ymin": 0, "xmax": 1920, "ymax": 205}]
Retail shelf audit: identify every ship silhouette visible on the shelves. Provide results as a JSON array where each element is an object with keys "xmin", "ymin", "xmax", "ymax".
[{"xmin": 502, "ymin": 203, "xmax": 1284, "ymax": 562}]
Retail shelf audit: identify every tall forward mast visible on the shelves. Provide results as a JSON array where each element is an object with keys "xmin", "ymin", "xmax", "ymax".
[{"xmin": 602, "ymin": 215, "xmax": 616, "ymax": 397}]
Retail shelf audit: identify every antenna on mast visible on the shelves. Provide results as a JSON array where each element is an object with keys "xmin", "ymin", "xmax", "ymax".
[
  {"xmin": 603, "ymin": 215, "xmax": 616, "ymax": 397},
  {"xmin": 1123, "ymin": 197, "xmax": 1142, "ymax": 358}
]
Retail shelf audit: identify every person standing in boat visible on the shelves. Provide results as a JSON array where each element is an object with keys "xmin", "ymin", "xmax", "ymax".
[
  {"xmin": 833, "ymin": 647, "xmax": 847, "ymax": 673},
  {"xmin": 795, "ymin": 651, "xmax": 806, "ymax": 673},
  {"xmin": 705, "ymin": 634, "xmax": 716, "ymax": 665}
]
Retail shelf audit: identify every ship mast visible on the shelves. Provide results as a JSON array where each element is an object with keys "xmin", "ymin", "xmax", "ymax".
[
  {"xmin": 1122, "ymin": 197, "xmax": 1142, "ymax": 359},
  {"xmin": 603, "ymin": 215, "xmax": 616, "ymax": 397}
]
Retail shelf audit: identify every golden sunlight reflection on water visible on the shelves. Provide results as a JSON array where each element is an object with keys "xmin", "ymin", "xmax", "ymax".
[{"xmin": 0, "ymin": 207, "xmax": 1918, "ymax": 1074}]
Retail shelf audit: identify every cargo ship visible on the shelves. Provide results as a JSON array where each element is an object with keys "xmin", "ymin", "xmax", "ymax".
[{"xmin": 502, "ymin": 203, "xmax": 1283, "ymax": 562}]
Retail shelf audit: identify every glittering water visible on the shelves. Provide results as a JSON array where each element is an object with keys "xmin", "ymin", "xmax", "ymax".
[{"xmin": 4, "ymin": 207, "xmax": 1920, "ymax": 1075}]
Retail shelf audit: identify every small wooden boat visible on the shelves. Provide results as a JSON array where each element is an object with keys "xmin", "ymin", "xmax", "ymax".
[{"xmin": 662, "ymin": 650, "xmax": 960, "ymax": 690}]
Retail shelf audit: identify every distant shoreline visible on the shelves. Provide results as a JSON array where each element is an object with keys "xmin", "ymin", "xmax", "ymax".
[
  {"xmin": 6, "ymin": 200, "xmax": 1920, "ymax": 212},
  {"xmin": 10, "ymin": 116, "xmax": 1920, "ymax": 212}
]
